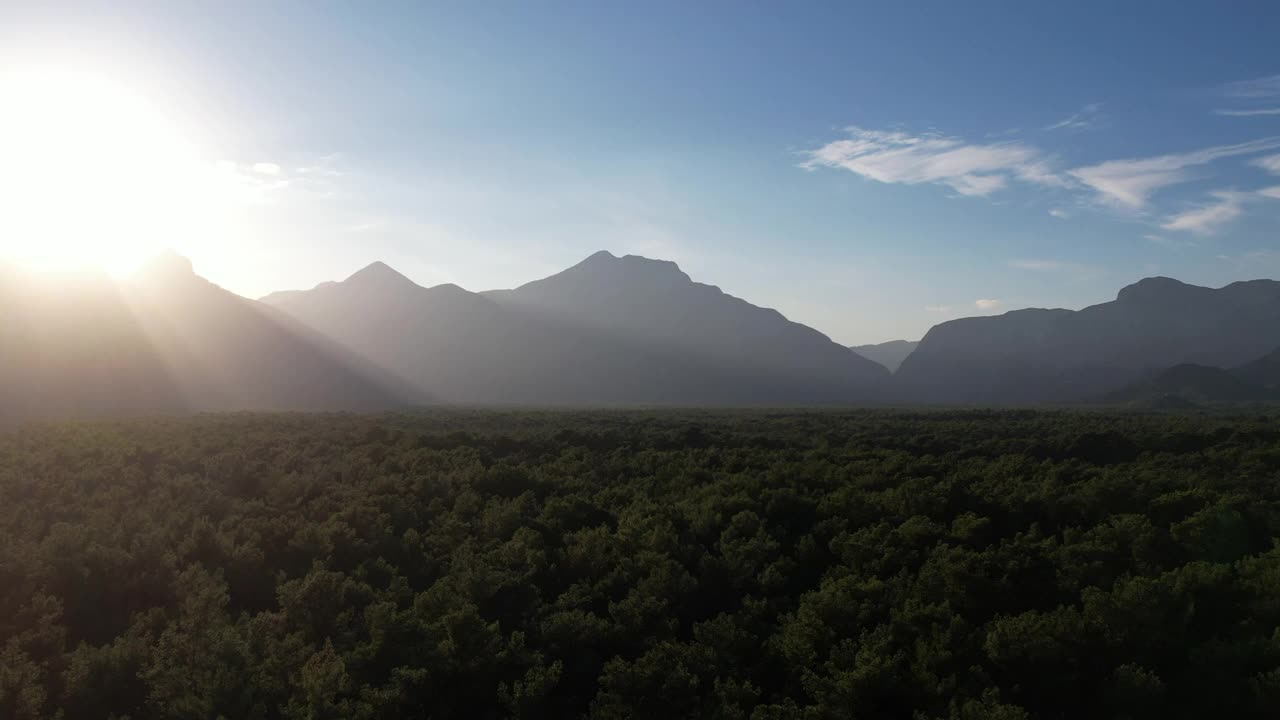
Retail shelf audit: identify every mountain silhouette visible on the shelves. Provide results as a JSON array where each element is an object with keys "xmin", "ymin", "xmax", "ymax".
[
  {"xmin": 896, "ymin": 277, "xmax": 1280, "ymax": 405},
  {"xmin": 484, "ymin": 252, "xmax": 888, "ymax": 392},
  {"xmin": 1097, "ymin": 345, "xmax": 1280, "ymax": 407},
  {"xmin": 1098, "ymin": 363, "xmax": 1278, "ymax": 407},
  {"xmin": 8, "ymin": 250, "xmax": 1280, "ymax": 416},
  {"xmin": 1238, "ymin": 346, "xmax": 1280, "ymax": 390},
  {"xmin": 851, "ymin": 340, "xmax": 918, "ymax": 373},
  {"xmin": 265, "ymin": 251, "xmax": 887, "ymax": 405},
  {"xmin": 0, "ymin": 254, "xmax": 413, "ymax": 424}
]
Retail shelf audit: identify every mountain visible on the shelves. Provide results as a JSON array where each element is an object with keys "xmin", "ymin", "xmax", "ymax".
[
  {"xmin": 1098, "ymin": 345, "xmax": 1280, "ymax": 407},
  {"xmin": 851, "ymin": 340, "xmax": 918, "ymax": 373},
  {"xmin": 0, "ymin": 254, "xmax": 412, "ymax": 424},
  {"xmin": 264, "ymin": 251, "xmax": 888, "ymax": 405},
  {"xmin": 483, "ymin": 252, "xmax": 888, "ymax": 394},
  {"xmin": 0, "ymin": 267, "xmax": 188, "ymax": 422},
  {"xmin": 1098, "ymin": 363, "xmax": 1278, "ymax": 407},
  {"xmin": 896, "ymin": 277, "xmax": 1280, "ymax": 405},
  {"xmin": 1238, "ymin": 347, "xmax": 1280, "ymax": 390}
]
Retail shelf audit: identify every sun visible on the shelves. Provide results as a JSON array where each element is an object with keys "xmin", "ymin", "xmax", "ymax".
[{"xmin": 0, "ymin": 66, "xmax": 228, "ymax": 276}]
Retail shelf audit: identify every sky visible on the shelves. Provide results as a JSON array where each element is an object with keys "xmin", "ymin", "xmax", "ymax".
[{"xmin": 1, "ymin": 1, "xmax": 1279, "ymax": 344}]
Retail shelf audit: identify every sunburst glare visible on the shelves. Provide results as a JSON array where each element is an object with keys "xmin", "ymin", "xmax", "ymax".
[{"xmin": 0, "ymin": 66, "xmax": 236, "ymax": 275}]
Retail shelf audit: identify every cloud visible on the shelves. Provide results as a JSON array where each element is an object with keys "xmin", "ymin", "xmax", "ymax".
[
  {"xmin": 252, "ymin": 162, "xmax": 281, "ymax": 176},
  {"xmin": 1214, "ymin": 108, "xmax": 1280, "ymax": 117},
  {"xmin": 344, "ymin": 219, "xmax": 386, "ymax": 233},
  {"xmin": 975, "ymin": 299, "xmax": 1001, "ymax": 310},
  {"xmin": 802, "ymin": 126, "xmax": 1063, "ymax": 197},
  {"xmin": 1008, "ymin": 258, "xmax": 1099, "ymax": 279},
  {"xmin": 805, "ymin": 121, "xmax": 1280, "ymax": 231},
  {"xmin": 1161, "ymin": 185, "xmax": 1280, "ymax": 235},
  {"xmin": 213, "ymin": 160, "xmax": 291, "ymax": 202},
  {"xmin": 1144, "ymin": 233, "xmax": 1196, "ymax": 248},
  {"xmin": 1256, "ymin": 154, "xmax": 1280, "ymax": 174},
  {"xmin": 295, "ymin": 153, "xmax": 346, "ymax": 178},
  {"xmin": 1214, "ymin": 75, "xmax": 1280, "ymax": 117},
  {"xmin": 1008, "ymin": 259, "xmax": 1073, "ymax": 272},
  {"xmin": 1220, "ymin": 74, "xmax": 1280, "ymax": 99},
  {"xmin": 1067, "ymin": 137, "xmax": 1280, "ymax": 209},
  {"xmin": 1216, "ymin": 249, "xmax": 1280, "ymax": 275},
  {"xmin": 1044, "ymin": 103, "xmax": 1103, "ymax": 131},
  {"xmin": 1160, "ymin": 190, "xmax": 1255, "ymax": 235}
]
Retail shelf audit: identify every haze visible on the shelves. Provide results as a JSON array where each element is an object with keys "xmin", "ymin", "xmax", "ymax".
[
  {"xmin": 4, "ymin": 2, "xmax": 1279, "ymax": 344},
  {"xmin": 10, "ymin": 5, "xmax": 1280, "ymax": 720}
]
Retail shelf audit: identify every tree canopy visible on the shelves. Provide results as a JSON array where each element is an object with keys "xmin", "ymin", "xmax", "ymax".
[{"xmin": 3, "ymin": 409, "xmax": 1280, "ymax": 718}]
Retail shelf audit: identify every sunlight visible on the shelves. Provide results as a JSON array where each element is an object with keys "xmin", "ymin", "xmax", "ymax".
[{"xmin": 0, "ymin": 66, "xmax": 232, "ymax": 276}]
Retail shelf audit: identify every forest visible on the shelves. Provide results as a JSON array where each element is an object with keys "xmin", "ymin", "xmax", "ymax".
[{"xmin": 4, "ymin": 408, "xmax": 1280, "ymax": 719}]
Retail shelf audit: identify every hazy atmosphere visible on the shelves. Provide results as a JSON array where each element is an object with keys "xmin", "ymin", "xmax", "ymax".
[
  {"xmin": 4, "ymin": 2, "xmax": 1279, "ymax": 343},
  {"xmin": 6, "ymin": 4, "xmax": 1280, "ymax": 719}
]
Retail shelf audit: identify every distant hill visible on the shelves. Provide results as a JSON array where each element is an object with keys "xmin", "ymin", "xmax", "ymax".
[
  {"xmin": 896, "ymin": 277, "xmax": 1280, "ymax": 405},
  {"xmin": 265, "ymin": 251, "xmax": 888, "ymax": 405},
  {"xmin": 1098, "ymin": 346, "xmax": 1280, "ymax": 407},
  {"xmin": 851, "ymin": 340, "xmax": 918, "ymax": 372},
  {"xmin": 1098, "ymin": 362, "xmax": 1280, "ymax": 407},
  {"xmin": 0, "ymin": 254, "xmax": 412, "ymax": 423},
  {"xmin": 9, "ymin": 250, "xmax": 1280, "ymax": 414},
  {"xmin": 1238, "ymin": 346, "xmax": 1280, "ymax": 389}
]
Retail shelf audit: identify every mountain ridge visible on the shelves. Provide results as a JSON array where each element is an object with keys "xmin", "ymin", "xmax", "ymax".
[
  {"xmin": 264, "ymin": 250, "xmax": 888, "ymax": 406},
  {"xmin": 897, "ymin": 275, "xmax": 1280, "ymax": 405},
  {"xmin": 0, "ymin": 257, "xmax": 417, "ymax": 424},
  {"xmin": 851, "ymin": 340, "xmax": 919, "ymax": 373},
  {"xmin": 5, "ymin": 251, "xmax": 1280, "ymax": 419}
]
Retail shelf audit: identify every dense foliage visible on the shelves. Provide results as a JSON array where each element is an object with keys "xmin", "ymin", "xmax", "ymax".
[{"xmin": 4, "ymin": 409, "xmax": 1280, "ymax": 718}]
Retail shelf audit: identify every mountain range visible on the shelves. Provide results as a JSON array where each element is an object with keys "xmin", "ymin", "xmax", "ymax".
[
  {"xmin": 896, "ymin": 276, "xmax": 1280, "ymax": 405},
  {"xmin": 851, "ymin": 340, "xmax": 918, "ymax": 372},
  {"xmin": 3, "ymin": 251, "xmax": 1279, "ymax": 422},
  {"xmin": 1099, "ymin": 347, "xmax": 1280, "ymax": 407},
  {"xmin": 0, "ymin": 252, "xmax": 414, "ymax": 424},
  {"xmin": 262, "ymin": 251, "xmax": 888, "ymax": 406}
]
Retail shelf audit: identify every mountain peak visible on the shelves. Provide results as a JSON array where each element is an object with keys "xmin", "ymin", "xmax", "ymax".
[
  {"xmin": 345, "ymin": 261, "xmax": 417, "ymax": 288},
  {"xmin": 1116, "ymin": 276, "xmax": 1195, "ymax": 303},
  {"xmin": 134, "ymin": 250, "xmax": 196, "ymax": 284},
  {"xmin": 565, "ymin": 250, "xmax": 692, "ymax": 286}
]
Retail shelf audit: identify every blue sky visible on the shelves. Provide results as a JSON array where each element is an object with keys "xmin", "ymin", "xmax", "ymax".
[{"xmin": 3, "ymin": 1, "xmax": 1280, "ymax": 343}]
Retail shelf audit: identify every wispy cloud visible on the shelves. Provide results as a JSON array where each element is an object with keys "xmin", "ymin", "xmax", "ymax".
[
  {"xmin": 295, "ymin": 153, "xmax": 345, "ymax": 178},
  {"xmin": 1008, "ymin": 259, "xmax": 1088, "ymax": 272},
  {"xmin": 1216, "ymin": 248, "xmax": 1280, "ymax": 275},
  {"xmin": 1220, "ymin": 74, "xmax": 1280, "ymax": 100},
  {"xmin": 1008, "ymin": 258, "xmax": 1100, "ymax": 280},
  {"xmin": 806, "ymin": 120, "xmax": 1280, "ymax": 235},
  {"xmin": 252, "ymin": 162, "xmax": 281, "ymax": 176},
  {"xmin": 1144, "ymin": 233, "xmax": 1196, "ymax": 248},
  {"xmin": 1067, "ymin": 137, "xmax": 1280, "ymax": 209},
  {"xmin": 1214, "ymin": 74, "xmax": 1280, "ymax": 117},
  {"xmin": 1214, "ymin": 108, "xmax": 1280, "ymax": 117},
  {"xmin": 344, "ymin": 219, "xmax": 387, "ymax": 233},
  {"xmin": 802, "ymin": 126, "xmax": 1063, "ymax": 197},
  {"xmin": 1255, "ymin": 154, "xmax": 1280, "ymax": 174},
  {"xmin": 1167, "ymin": 183, "xmax": 1280, "ymax": 234},
  {"xmin": 213, "ymin": 160, "xmax": 291, "ymax": 202},
  {"xmin": 1161, "ymin": 190, "xmax": 1250, "ymax": 235},
  {"xmin": 1044, "ymin": 103, "xmax": 1103, "ymax": 131},
  {"xmin": 975, "ymin": 298, "xmax": 1001, "ymax": 310},
  {"xmin": 1160, "ymin": 184, "xmax": 1280, "ymax": 235}
]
